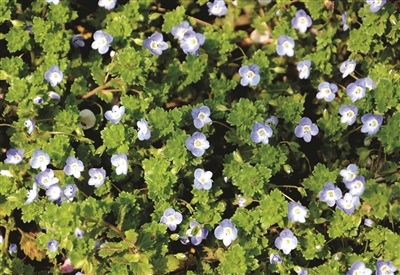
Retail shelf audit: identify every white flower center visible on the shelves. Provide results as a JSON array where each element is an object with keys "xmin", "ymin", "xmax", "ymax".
[
  {"xmin": 194, "ymin": 139, "xmax": 202, "ymax": 148},
  {"xmin": 52, "ymin": 72, "xmax": 59, "ymax": 80},
  {"xmin": 282, "ymin": 41, "xmax": 290, "ymax": 48},
  {"xmin": 100, "ymin": 38, "xmax": 106, "ymax": 45},
  {"xmin": 303, "ymin": 125, "xmax": 310, "ymax": 134},
  {"xmin": 150, "ymin": 41, "xmax": 158, "ymax": 49},
  {"xmin": 346, "ymin": 111, "xmax": 354, "ymax": 117},
  {"xmin": 223, "ymin": 227, "xmax": 232, "ymax": 236}
]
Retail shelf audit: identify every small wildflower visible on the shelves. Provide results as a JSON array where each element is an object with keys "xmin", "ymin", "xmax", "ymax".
[
  {"xmin": 250, "ymin": 29, "xmax": 271, "ymax": 44},
  {"xmin": 75, "ymin": 228, "xmax": 83, "ymax": 238},
  {"xmin": 24, "ymin": 119, "xmax": 35, "ymax": 134},
  {"xmin": 207, "ymin": 0, "xmax": 228, "ymax": 17},
  {"xmin": 346, "ymin": 261, "xmax": 372, "ymax": 275},
  {"xmin": 111, "ymin": 153, "xmax": 128, "ymax": 175},
  {"xmin": 180, "ymin": 31, "xmax": 205, "ymax": 56},
  {"xmin": 239, "ymin": 64, "xmax": 260, "ymax": 86},
  {"xmin": 297, "ymin": 60, "xmax": 311, "ymax": 79},
  {"xmin": 346, "ymin": 79, "xmax": 366, "ymax": 102},
  {"xmin": 288, "ymin": 202, "xmax": 308, "ymax": 223},
  {"xmin": 193, "ymin": 168, "xmax": 213, "ymax": 190},
  {"xmin": 361, "ymin": 114, "xmax": 383, "ymax": 135},
  {"xmin": 26, "ymin": 24, "xmax": 34, "ymax": 35},
  {"xmin": 318, "ymin": 182, "xmax": 342, "ymax": 207},
  {"xmin": 137, "ymin": 118, "xmax": 151, "ymax": 141},
  {"xmin": 63, "ymin": 184, "xmax": 78, "ymax": 200},
  {"xmin": 214, "ymin": 219, "xmax": 238, "ymax": 247},
  {"xmin": 30, "ymin": 149, "xmax": 50, "ymax": 171},
  {"xmin": 79, "ymin": 109, "xmax": 96, "ymax": 130},
  {"xmin": 336, "ymin": 193, "xmax": 360, "ymax": 215},
  {"xmin": 91, "ymin": 30, "xmax": 113, "ymax": 54},
  {"xmin": 342, "ymin": 12, "xmax": 349, "ymax": 31},
  {"xmin": 366, "ymin": 0, "xmax": 386, "ymax": 13},
  {"xmin": 60, "ymin": 258, "xmax": 75, "ymax": 273},
  {"xmin": 44, "ymin": 65, "xmax": 63, "ymax": 87},
  {"xmin": 299, "ymin": 269, "xmax": 308, "ymax": 275},
  {"xmin": 237, "ymin": 195, "xmax": 247, "ymax": 208},
  {"xmin": 294, "ymin": 117, "xmax": 319, "ymax": 143},
  {"xmin": 160, "ymin": 208, "xmax": 183, "ymax": 231},
  {"xmin": 35, "ymin": 168, "xmax": 59, "ymax": 189},
  {"xmin": 46, "ymin": 184, "xmax": 63, "ymax": 201},
  {"xmin": 185, "ymin": 132, "xmax": 210, "ymax": 157},
  {"xmin": 265, "ymin": 115, "xmax": 279, "ymax": 126},
  {"xmin": 250, "ymin": 122, "xmax": 273, "ymax": 144},
  {"xmin": 291, "ymin": 9, "xmax": 312, "ymax": 33},
  {"xmin": 317, "ymin": 82, "xmax": 338, "ymax": 102},
  {"xmin": 33, "ymin": 96, "xmax": 44, "ymax": 105},
  {"xmin": 4, "ymin": 148, "xmax": 24, "ymax": 164},
  {"xmin": 49, "ymin": 91, "xmax": 61, "ymax": 100},
  {"xmin": 192, "ymin": 106, "xmax": 212, "ymax": 129},
  {"xmin": 375, "ymin": 260, "xmax": 397, "ymax": 275},
  {"xmin": 63, "ymin": 157, "xmax": 84, "ymax": 179},
  {"xmin": 105, "ymin": 105, "xmax": 125, "ymax": 124},
  {"xmin": 71, "ymin": 35, "xmax": 85, "ymax": 48},
  {"xmin": 276, "ymin": 35, "xmax": 295, "ymax": 57},
  {"xmin": 142, "ymin": 32, "xmax": 169, "ymax": 55},
  {"xmin": 275, "ymin": 229, "xmax": 298, "ymax": 255},
  {"xmin": 179, "ymin": 236, "xmax": 190, "ymax": 245},
  {"xmin": 98, "ymin": 0, "xmax": 117, "ymax": 10},
  {"xmin": 26, "ymin": 183, "xmax": 38, "ymax": 204},
  {"xmin": 46, "ymin": 0, "xmax": 59, "ymax": 4},
  {"xmin": 339, "ymin": 105, "xmax": 358, "ymax": 126},
  {"xmin": 8, "ymin": 244, "xmax": 17, "ymax": 255},
  {"xmin": 171, "ymin": 21, "xmax": 193, "ymax": 41},
  {"xmin": 269, "ymin": 253, "xmax": 282, "ymax": 264},
  {"xmin": 340, "ymin": 164, "xmax": 358, "ymax": 183},
  {"xmin": 340, "ymin": 59, "xmax": 356, "ymax": 78},
  {"xmin": 364, "ymin": 218, "xmax": 374, "ymax": 227},
  {"xmin": 88, "ymin": 168, "xmax": 106, "ymax": 188},
  {"xmin": 345, "ymin": 176, "xmax": 366, "ymax": 197},
  {"xmin": 47, "ymin": 239, "xmax": 59, "ymax": 253},
  {"xmin": 186, "ymin": 221, "xmax": 208, "ymax": 245},
  {"xmin": 362, "ymin": 77, "xmax": 376, "ymax": 90}
]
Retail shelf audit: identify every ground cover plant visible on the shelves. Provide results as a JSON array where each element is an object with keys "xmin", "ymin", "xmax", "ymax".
[{"xmin": 0, "ymin": 0, "xmax": 400, "ymax": 274}]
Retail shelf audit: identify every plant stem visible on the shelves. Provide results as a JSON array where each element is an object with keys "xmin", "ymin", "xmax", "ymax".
[{"xmin": 82, "ymin": 82, "xmax": 112, "ymax": 100}]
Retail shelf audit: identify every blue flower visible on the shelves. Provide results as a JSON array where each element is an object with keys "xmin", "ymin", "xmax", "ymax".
[
  {"xmin": 194, "ymin": 168, "xmax": 213, "ymax": 190},
  {"xmin": 206, "ymin": 0, "xmax": 228, "ymax": 17},
  {"xmin": 345, "ymin": 176, "xmax": 366, "ymax": 197},
  {"xmin": 47, "ymin": 239, "xmax": 59, "ymax": 253},
  {"xmin": 294, "ymin": 117, "xmax": 319, "ymax": 143},
  {"xmin": 214, "ymin": 219, "xmax": 238, "ymax": 247},
  {"xmin": 63, "ymin": 156, "xmax": 84, "ymax": 179},
  {"xmin": 346, "ymin": 79, "xmax": 366, "ymax": 102},
  {"xmin": 46, "ymin": 184, "xmax": 63, "ymax": 201},
  {"xmin": 291, "ymin": 9, "xmax": 312, "ymax": 33},
  {"xmin": 46, "ymin": 0, "xmax": 59, "ymax": 4},
  {"xmin": 35, "ymin": 168, "xmax": 59, "ymax": 189},
  {"xmin": 318, "ymin": 182, "xmax": 342, "ymax": 207},
  {"xmin": 192, "ymin": 106, "xmax": 212, "ymax": 129},
  {"xmin": 98, "ymin": 0, "xmax": 117, "ymax": 10},
  {"xmin": 143, "ymin": 32, "xmax": 169, "ymax": 55},
  {"xmin": 274, "ymin": 229, "xmax": 298, "ymax": 255},
  {"xmin": 180, "ymin": 31, "xmax": 205, "ymax": 56},
  {"xmin": 346, "ymin": 261, "xmax": 372, "ymax": 275},
  {"xmin": 63, "ymin": 184, "xmax": 78, "ymax": 200},
  {"xmin": 366, "ymin": 0, "xmax": 386, "ymax": 13},
  {"xmin": 316, "ymin": 82, "xmax": 338, "ymax": 102},
  {"xmin": 185, "ymin": 132, "xmax": 210, "ymax": 157},
  {"xmin": 250, "ymin": 122, "xmax": 273, "ymax": 144},
  {"xmin": 160, "ymin": 208, "xmax": 183, "ymax": 231},
  {"xmin": 44, "ymin": 65, "xmax": 63, "ymax": 87},
  {"xmin": 30, "ymin": 149, "xmax": 50, "ymax": 171},
  {"xmin": 71, "ymin": 34, "xmax": 85, "ymax": 48},
  {"xmin": 111, "ymin": 153, "xmax": 128, "ymax": 175},
  {"xmin": 171, "ymin": 21, "xmax": 193, "ymax": 41},
  {"xmin": 269, "ymin": 253, "xmax": 282, "ymax": 264},
  {"xmin": 137, "ymin": 118, "xmax": 151, "ymax": 141},
  {"xmin": 376, "ymin": 260, "xmax": 397, "ymax": 275},
  {"xmin": 25, "ymin": 24, "xmax": 34, "ymax": 35},
  {"xmin": 364, "ymin": 218, "xmax": 374, "ymax": 227},
  {"xmin": 75, "ymin": 228, "xmax": 84, "ymax": 238},
  {"xmin": 299, "ymin": 269, "xmax": 308, "ymax": 275},
  {"xmin": 362, "ymin": 77, "xmax": 376, "ymax": 90},
  {"xmin": 336, "ymin": 193, "xmax": 360, "ymax": 215},
  {"xmin": 48, "ymin": 91, "xmax": 61, "ymax": 100},
  {"xmin": 8, "ymin": 243, "xmax": 17, "ymax": 255},
  {"xmin": 237, "ymin": 195, "xmax": 247, "ymax": 208},
  {"xmin": 4, "ymin": 148, "xmax": 24, "ymax": 164},
  {"xmin": 287, "ymin": 202, "xmax": 308, "ymax": 223},
  {"xmin": 91, "ymin": 30, "xmax": 113, "ymax": 54},
  {"xmin": 88, "ymin": 168, "xmax": 106, "ymax": 188},
  {"xmin": 297, "ymin": 60, "xmax": 311, "ymax": 79},
  {"xmin": 339, "ymin": 105, "xmax": 358, "ymax": 126},
  {"xmin": 239, "ymin": 64, "xmax": 260, "ymax": 86},
  {"xmin": 265, "ymin": 115, "xmax": 279, "ymax": 127},
  {"xmin": 340, "ymin": 59, "xmax": 356, "ymax": 78},
  {"xmin": 340, "ymin": 164, "xmax": 358, "ymax": 183},
  {"xmin": 24, "ymin": 119, "xmax": 35, "ymax": 135},
  {"xmin": 33, "ymin": 96, "xmax": 44, "ymax": 105},
  {"xmin": 276, "ymin": 35, "xmax": 295, "ymax": 57},
  {"xmin": 361, "ymin": 114, "xmax": 383, "ymax": 135},
  {"xmin": 342, "ymin": 12, "xmax": 349, "ymax": 31},
  {"xmin": 26, "ymin": 183, "xmax": 38, "ymax": 204},
  {"xmin": 105, "ymin": 105, "xmax": 125, "ymax": 124},
  {"xmin": 186, "ymin": 221, "xmax": 208, "ymax": 245}
]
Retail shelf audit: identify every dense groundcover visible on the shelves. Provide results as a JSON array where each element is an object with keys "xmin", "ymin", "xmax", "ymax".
[{"xmin": 1, "ymin": 0, "xmax": 400, "ymax": 274}]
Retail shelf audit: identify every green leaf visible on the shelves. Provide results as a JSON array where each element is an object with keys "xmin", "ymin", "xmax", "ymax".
[{"xmin": 302, "ymin": 163, "xmax": 339, "ymax": 194}]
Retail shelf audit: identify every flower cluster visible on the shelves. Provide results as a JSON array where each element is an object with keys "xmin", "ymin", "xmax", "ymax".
[
  {"xmin": 171, "ymin": 21, "xmax": 205, "ymax": 56},
  {"xmin": 143, "ymin": 32, "xmax": 169, "ymax": 56}
]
